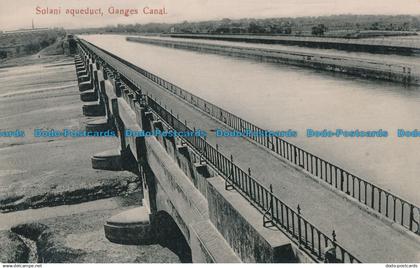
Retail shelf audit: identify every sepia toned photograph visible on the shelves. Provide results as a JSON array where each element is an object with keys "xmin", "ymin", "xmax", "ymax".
[{"xmin": 0, "ymin": 0, "xmax": 419, "ymax": 265}]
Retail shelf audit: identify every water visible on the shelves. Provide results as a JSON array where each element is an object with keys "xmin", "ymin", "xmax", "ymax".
[{"xmin": 82, "ymin": 34, "xmax": 420, "ymax": 204}]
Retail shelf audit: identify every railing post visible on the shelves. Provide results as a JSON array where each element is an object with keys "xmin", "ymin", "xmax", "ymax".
[
  {"xmin": 216, "ymin": 144, "xmax": 220, "ymax": 170},
  {"xmin": 230, "ymin": 154, "xmax": 234, "ymax": 176},
  {"xmin": 409, "ymin": 204, "xmax": 414, "ymax": 231},
  {"xmin": 225, "ymin": 154, "xmax": 234, "ymax": 190},
  {"xmin": 297, "ymin": 204, "xmax": 302, "ymax": 247},
  {"xmin": 270, "ymin": 184, "xmax": 274, "ymax": 221},
  {"xmin": 371, "ymin": 186, "xmax": 375, "ymax": 209},
  {"xmin": 324, "ymin": 230, "xmax": 337, "ymax": 263},
  {"xmin": 263, "ymin": 184, "xmax": 274, "ymax": 227},
  {"xmin": 248, "ymin": 168, "xmax": 252, "ymax": 202}
]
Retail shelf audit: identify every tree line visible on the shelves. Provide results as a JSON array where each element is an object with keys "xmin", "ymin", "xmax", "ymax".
[
  {"xmin": 0, "ymin": 29, "xmax": 65, "ymax": 59},
  {"xmin": 77, "ymin": 15, "xmax": 420, "ymax": 37}
]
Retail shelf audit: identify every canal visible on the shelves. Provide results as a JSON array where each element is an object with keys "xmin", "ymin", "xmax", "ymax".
[{"xmin": 82, "ymin": 34, "xmax": 420, "ymax": 204}]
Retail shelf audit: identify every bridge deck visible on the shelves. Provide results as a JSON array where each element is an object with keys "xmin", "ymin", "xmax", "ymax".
[
  {"xmin": 82, "ymin": 38, "xmax": 420, "ymax": 262},
  {"xmin": 121, "ymin": 63, "xmax": 420, "ymax": 262}
]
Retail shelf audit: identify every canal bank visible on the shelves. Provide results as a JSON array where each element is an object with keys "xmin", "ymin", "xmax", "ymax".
[
  {"xmin": 127, "ymin": 36, "xmax": 419, "ymax": 86},
  {"xmin": 166, "ymin": 33, "xmax": 420, "ymax": 55}
]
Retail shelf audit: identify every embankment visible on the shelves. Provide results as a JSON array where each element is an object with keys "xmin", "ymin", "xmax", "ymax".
[
  {"xmin": 127, "ymin": 36, "xmax": 419, "ymax": 86},
  {"xmin": 166, "ymin": 34, "xmax": 420, "ymax": 55}
]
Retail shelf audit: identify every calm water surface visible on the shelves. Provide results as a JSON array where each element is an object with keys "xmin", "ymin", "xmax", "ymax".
[{"xmin": 83, "ymin": 34, "xmax": 420, "ymax": 204}]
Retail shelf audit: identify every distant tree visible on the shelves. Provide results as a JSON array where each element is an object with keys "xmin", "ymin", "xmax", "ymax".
[
  {"xmin": 283, "ymin": 26, "xmax": 292, "ymax": 34},
  {"xmin": 385, "ymin": 23, "xmax": 394, "ymax": 30},
  {"xmin": 369, "ymin": 22, "xmax": 380, "ymax": 30},
  {"xmin": 82, "ymin": 14, "xmax": 420, "ymax": 36},
  {"xmin": 40, "ymin": 40, "xmax": 50, "ymax": 48},
  {"xmin": 248, "ymin": 22, "xmax": 265, "ymax": 34},
  {"xmin": 24, "ymin": 42, "xmax": 40, "ymax": 54},
  {"xmin": 311, "ymin": 24, "xmax": 327, "ymax": 36},
  {"xmin": 401, "ymin": 22, "xmax": 410, "ymax": 31},
  {"xmin": 0, "ymin": 50, "xmax": 7, "ymax": 59}
]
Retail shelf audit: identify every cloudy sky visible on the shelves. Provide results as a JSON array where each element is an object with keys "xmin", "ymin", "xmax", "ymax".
[{"xmin": 1, "ymin": 0, "xmax": 420, "ymax": 31}]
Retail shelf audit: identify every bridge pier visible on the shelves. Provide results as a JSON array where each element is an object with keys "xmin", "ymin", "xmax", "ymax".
[
  {"xmin": 80, "ymin": 70, "xmax": 99, "ymax": 102},
  {"xmin": 104, "ymin": 206, "xmax": 154, "ymax": 245},
  {"xmin": 83, "ymin": 101, "xmax": 105, "ymax": 117},
  {"xmin": 82, "ymin": 74, "xmax": 106, "ymax": 117},
  {"xmin": 91, "ymin": 149, "xmax": 123, "ymax": 171},
  {"xmin": 75, "ymin": 55, "xmax": 88, "ymax": 77},
  {"xmin": 77, "ymin": 62, "xmax": 95, "ymax": 91}
]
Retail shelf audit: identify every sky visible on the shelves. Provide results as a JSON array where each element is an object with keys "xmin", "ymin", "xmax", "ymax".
[{"xmin": 1, "ymin": 0, "xmax": 420, "ymax": 31}]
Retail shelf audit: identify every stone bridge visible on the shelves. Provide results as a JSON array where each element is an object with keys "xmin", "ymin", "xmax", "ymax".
[{"xmin": 72, "ymin": 38, "xmax": 420, "ymax": 263}]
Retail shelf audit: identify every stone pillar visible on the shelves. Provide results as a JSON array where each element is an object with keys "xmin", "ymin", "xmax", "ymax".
[
  {"xmin": 78, "ymin": 63, "xmax": 96, "ymax": 92},
  {"xmin": 83, "ymin": 79, "xmax": 106, "ymax": 117},
  {"xmin": 80, "ymin": 70, "xmax": 99, "ymax": 102},
  {"xmin": 90, "ymin": 98, "xmax": 122, "ymax": 171}
]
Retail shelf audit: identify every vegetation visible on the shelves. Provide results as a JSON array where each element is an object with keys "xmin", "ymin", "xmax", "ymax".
[
  {"xmin": 0, "ymin": 29, "xmax": 65, "ymax": 59},
  {"xmin": 311, "ymin": 24, "xmax": 328, "ymax": 36},
  {"xmin": 73, "ymin": 15, "xmax": 420, "ymax": 38}
]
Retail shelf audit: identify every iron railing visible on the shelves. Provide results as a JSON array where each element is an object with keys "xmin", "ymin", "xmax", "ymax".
[
  {"xmin": 147, "ymin": 94, "xmax": 361, "ymax": 263},
  {"xmin": 79, "ymin": 38, "xmax": 420, "ymax": 236},
  {"xmin": 76, "ymin": 40, "xmax": 362, "ymax": 262}
]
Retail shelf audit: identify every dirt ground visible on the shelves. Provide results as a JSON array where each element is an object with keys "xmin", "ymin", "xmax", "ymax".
[
  {"xmin": 0, "ymin": 53, "xmax": 139, "ymax": 211},
  {"xmin": 0, "ymin": 52, "xmax": 182, "ymax": 263},
  {"xmin": 9, "ymin": 193, "xmax": 180, "ymax": 263}
]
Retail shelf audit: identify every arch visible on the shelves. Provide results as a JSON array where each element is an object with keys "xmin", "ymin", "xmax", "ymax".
[{"xmin": 154, "ymin": 211, "xmax": 192, "ymax": 263}]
